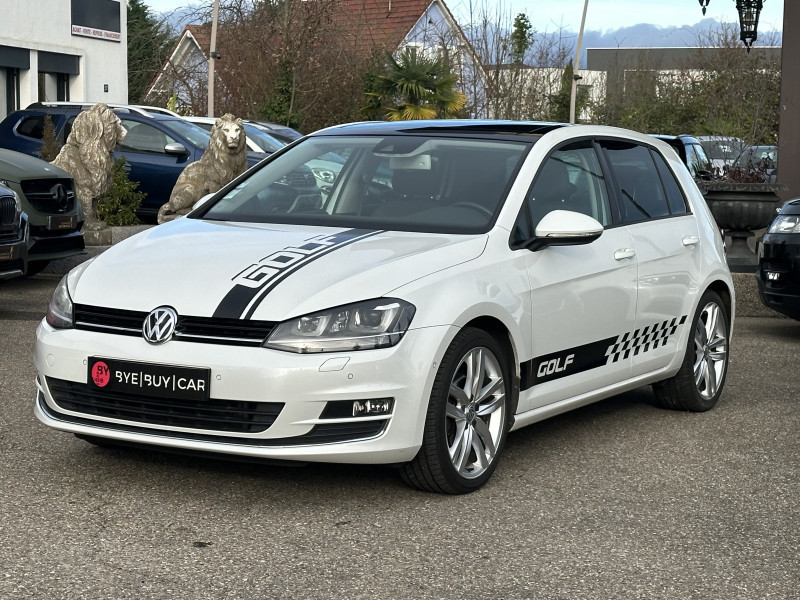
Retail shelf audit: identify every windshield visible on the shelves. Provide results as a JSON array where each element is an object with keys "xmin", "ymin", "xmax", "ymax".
[
  {"xmin": 162, "ymin": 118, "xmax": 212, "ymax": 148},
  {"xmin": 244, "ymin": 126, "xmax": 285, "ymax": 153},
  {"xmin": 699, "ymin": 138, "xmax": 746, "ymax": 161},
  {"xmin": 196, "ymin": 135, "xmax": 531, "ymax": 234}
]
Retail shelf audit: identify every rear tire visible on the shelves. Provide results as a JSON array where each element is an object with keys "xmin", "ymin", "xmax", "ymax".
[
  {"xmin": 401, "ymin": 327, "xmax": 512, "ymax": 494},
  {"xmin": 653, "ymin": 290, "xmax": 729, "ymax": 411}
]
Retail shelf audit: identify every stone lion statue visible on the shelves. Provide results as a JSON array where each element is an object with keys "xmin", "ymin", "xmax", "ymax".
[
  {"xmin": 51, "ymin": 103, "xmax": 126, "ymax": 228},
  {"xmin": 157, "ymin": 114, "xmax": 248, "ymax": 223}
]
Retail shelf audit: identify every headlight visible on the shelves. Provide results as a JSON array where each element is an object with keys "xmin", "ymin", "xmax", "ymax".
[
  {"xmin": 265, "ymin": 298, "xmax": 416, "ymax": 353},
  {"xmin": 46, "ymin": 275, "xmax": 74, "ymax": 329},
  {"xmin": 11, "ymin": 191, "xmax": 23, "ymax": 227},
  {"xmin": 768, "ymin": 215, "xmax": 800, "ymax": 234}
]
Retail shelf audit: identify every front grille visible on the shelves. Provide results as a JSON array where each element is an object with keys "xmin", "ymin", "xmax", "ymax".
[
  {"xmin": 40, "ymin": 389, "xmax": 387, "ymax": 445},
  {"xmin": 47, "ymin": 377, "xmax": 283, "ymax": 433},
  {"xmin": 73, "ymin": 304, "xmax": 277, "ymax": 346},
  {"xmin": 760, "ymin": 260, "xmax": 789, "ymax": 273},
  {"xmin": 0, "ymin": 195, "xmax": 17, "ymax": 226},
  {"xmin": 20, "ymin": 178, "xmax": 75, "ymax": 213}
]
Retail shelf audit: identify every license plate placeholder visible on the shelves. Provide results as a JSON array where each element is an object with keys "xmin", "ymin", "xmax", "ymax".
[
  {"xmin": 48, "ymin": 215, "xmax": 77, "ymax": 231},
  {"xmin": 87, "ymin": 357, "xmax": 210, "ymax": 401}
]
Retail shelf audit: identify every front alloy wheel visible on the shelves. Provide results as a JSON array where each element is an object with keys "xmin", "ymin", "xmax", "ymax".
[
  {"xmin": 401, "ymin": 327, "xmax": 511, "ymax": 494},
  {"xmin": 446, "ymin": 346, "xmax": 506, "ymax": 479}
]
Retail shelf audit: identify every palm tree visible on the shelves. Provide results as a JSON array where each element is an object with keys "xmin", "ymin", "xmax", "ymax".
[{"xmin": 364, "ymin": 47, "xmax": 467, "ymax": 121}]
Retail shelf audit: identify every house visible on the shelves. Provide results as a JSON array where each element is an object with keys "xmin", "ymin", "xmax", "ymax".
[{"xmin": 144, "ymin": 0, "xmax": 484, "ymax": 124}]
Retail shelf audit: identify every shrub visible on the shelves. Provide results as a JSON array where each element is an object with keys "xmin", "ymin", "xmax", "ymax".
[
  {"xmin": 96, "ymin": 158, "xmax": 145, "ymax": 226},
  {"xmin": 40, "ymin": 114, "xmax": 61, "ymax": 162}
]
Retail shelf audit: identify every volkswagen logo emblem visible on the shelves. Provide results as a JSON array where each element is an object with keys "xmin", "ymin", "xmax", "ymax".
[
  {"xmin": 142, "ymin": 306, "xmax": 178, "ymax": 344},
  {"xmin": 50, "ymin": 183, "xmax": 69, "ymax": 211}
]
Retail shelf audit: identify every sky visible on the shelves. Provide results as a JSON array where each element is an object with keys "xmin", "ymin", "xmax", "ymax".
[{"xmin": 143, "ymin": 0, "xmax": 784, "ymax": 34}]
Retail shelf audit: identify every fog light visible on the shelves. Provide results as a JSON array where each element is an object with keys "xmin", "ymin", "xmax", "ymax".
[
  {"xmin": 767, "ymin": 272, "xmax": 780, "ymax": 281},
  {"xmin": 353, "ymin": 399, "xmax": 392, "ymax": 416}
]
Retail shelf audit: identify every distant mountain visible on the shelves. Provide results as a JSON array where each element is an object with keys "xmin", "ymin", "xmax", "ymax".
[{"xmin": 576, "ymin": 19, "xmax": 782, "ymax": 66}]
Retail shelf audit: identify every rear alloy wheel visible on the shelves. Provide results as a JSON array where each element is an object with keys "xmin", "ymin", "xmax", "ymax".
[
  {"xmin": 653, "ymin": 290, "xmax": 729, "ymax": 412},
  {"xmin": 401, "ymin": 327, "xmax": 511, "ymax": 494}
]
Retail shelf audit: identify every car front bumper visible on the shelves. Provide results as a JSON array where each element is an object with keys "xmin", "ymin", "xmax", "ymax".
[
  {"xmin": 29, "ymin": 226, "xmax": 85, "ymax": 262},
  {"xmin": 34, "ymin": 320, "xmax": 453, "ymax": 465},
  {"xmin": 757, "ymin": 234, "xmax": 800, "ymax": 320},
  {"xmin": 0, "ymin": 213, "xmax": 28, "ymax": 279}
]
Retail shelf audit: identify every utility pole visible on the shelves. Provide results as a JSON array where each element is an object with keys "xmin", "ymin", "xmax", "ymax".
[
  {"xmin": 207, "ymin": 0, "xmax": 220, "ymax": 117},
  {"xmin": 569, "ymin": 0, "xmax": 589, "ymax": 124}
]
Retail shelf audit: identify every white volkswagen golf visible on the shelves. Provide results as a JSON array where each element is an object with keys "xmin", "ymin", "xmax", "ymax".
[{"xmin": 34, "ymin": 121, "xmax": 734, "ymax": 494}]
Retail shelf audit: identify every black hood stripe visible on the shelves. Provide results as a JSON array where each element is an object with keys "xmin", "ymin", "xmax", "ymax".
[{"xmin": 213, "ymin": 229, "xmax": 382, "ymax": 319}]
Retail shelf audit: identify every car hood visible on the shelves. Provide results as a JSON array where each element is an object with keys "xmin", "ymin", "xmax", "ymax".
[
  {"xmin": 71, "ymin": 218, "xmax": 488, "ymax": 320},
  {"xmin": 0, "ymin": 148, "xmax": 71, "ymax": 182}
]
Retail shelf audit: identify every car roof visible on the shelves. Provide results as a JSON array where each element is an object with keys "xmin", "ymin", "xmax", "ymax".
[
  {"xmin": 650, "ymin": 133, "xmax": 702, "ymax": 144},
  {"xmin": 312, "ymin": 120, "xmax": 568, "ymax": 139}
]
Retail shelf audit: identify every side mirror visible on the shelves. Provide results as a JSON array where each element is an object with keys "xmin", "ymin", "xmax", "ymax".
[
  {"xmin": 165, "ymin": 142, "xmax": 189, "ymax": 155},
  {"xmin": 525, "ymin": 210, "xmax": 603, "ymax": 252}
]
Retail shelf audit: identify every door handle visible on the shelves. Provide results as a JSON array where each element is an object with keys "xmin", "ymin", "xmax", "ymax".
[
  {"xmin": 614, "ymin": 248, "xmax": 636, "ymax": 261},
  {"xmin": 682, "ymin": 235, "xmax": 700, "ymax": 246}
]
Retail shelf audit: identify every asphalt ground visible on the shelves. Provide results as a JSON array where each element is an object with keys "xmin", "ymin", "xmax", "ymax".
[{"xmin": 1, "ymin": 273, "xmax": 798, "ymax": 600}]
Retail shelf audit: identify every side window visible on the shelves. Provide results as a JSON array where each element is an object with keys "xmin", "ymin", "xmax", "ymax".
[
  {"xmin": 684, "ymin": 143, "xmax": 710, "ymax": 177},
  {"xmin": 525, "ymin": 140, "xmax": 612, "ymax": 231},
  {"xmin": 119, "ymin": 120, "xmax": 174, "ymax": 153},
  {"xmin": 690, "ymin": 143, "xmax": 711, "ymax": 174},
  {"xmin": 601, "ymin": 140, "xmax": 671, "ymax": 223},
  {"xmin": 651, "ymin": 149, "xmax": 688, "ymax": 215},
  {"xmin": 16, "ymin": 116, "xmax": 45, "ymax": 139}
]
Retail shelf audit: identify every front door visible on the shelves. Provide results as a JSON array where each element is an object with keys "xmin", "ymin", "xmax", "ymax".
[{"xmin": 516, "ymin": 140, "xmax": 638, "ymax": 411}]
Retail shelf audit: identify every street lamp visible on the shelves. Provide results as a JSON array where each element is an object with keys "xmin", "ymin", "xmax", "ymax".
[
  {"xmin": 698, "ymin": 0, "xmax": 765, "ymax": 52},
  {"xmin": 736, "ymin": 0, "xmax": 765, "ymax": 51}
]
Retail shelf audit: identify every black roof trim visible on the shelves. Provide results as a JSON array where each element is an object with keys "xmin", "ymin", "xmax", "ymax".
[{"xmin": 313, "ymin": 120, "xmax": 570, "ymax": 138}]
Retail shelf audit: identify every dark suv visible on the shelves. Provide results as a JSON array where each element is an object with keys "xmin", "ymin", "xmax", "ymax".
[
  {"xmin": 0, "ymin": 149, "xmax": 84, "ymax": 273},
  {"xmin": 0, "ymin": 103, "xmax": 253, "ymax": 221},
  {"xmin": 651, "ymin": 134, "xmax": 713, "ymax": 179},
  {"xmin": 0, "ymin": 183, "xmax": 29, "ymax": 279}
]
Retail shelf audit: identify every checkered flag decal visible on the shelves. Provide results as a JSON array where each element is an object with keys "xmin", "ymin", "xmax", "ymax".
[{"xmin": 605, "ymin": 315, "xmax": 687, "ymax": 364}]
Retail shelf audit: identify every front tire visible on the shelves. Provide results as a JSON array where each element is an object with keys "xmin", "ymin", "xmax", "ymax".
[
  {"xmin": 401, "ymin": 327, "xmax": 512, "ymax": 494},
  {"xmin": 653, "ymin": 290, "xmax": 730, "ymax": 411}
]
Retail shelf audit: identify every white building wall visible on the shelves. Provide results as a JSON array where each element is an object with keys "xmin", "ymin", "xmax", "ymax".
[{"xmin": 0, "ymin": 0, "xmax": 127, "ymax": 118}]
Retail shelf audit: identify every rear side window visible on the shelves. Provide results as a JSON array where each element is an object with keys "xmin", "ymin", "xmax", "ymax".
[
  {"xmin": 685, "ymin": 143, "xmax": 711, "ymax": 177},
  {"xmin": 16, "ymin": 116, "xmax": 45, "ymax": 139},
  {"xmin": 651, "ymin": 150, "xmax": 688, "ymax": 215},
  {"xmin": 601, "ymin": 140, "xmax": 671, "ymax": 223}
]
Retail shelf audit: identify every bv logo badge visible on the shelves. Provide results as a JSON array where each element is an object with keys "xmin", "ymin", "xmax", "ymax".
[{"xmin": 142, "ymin": 306, "xmax": 178, "ymax": 344}]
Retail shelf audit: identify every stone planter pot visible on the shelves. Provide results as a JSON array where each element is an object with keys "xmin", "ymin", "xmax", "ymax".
[{"xmin": 697, "ymin": 181, "xmax": 785, "ymax": 272}]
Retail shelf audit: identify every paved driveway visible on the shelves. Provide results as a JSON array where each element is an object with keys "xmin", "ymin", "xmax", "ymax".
[{"xmin": 1, "ymin": 274, "xmax": 797, "ymax": 599}]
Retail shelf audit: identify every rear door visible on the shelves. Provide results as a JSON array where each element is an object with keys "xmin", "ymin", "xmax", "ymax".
[{"xmin": 599, "ymin": 139, "xmax": 700, "ymax": 378}]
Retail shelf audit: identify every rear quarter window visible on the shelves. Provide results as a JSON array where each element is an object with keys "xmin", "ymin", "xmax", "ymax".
[
  {"xmin": 651, "ymin": 150, "xmax": 689, "ymax": 215},
  {"xmin": 16, "ymin": 116, "xmax": 45, "ymax": 139},
  {"xmin": 601, "ymin": 140, "xmax": 672, "ymax": 223}
]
